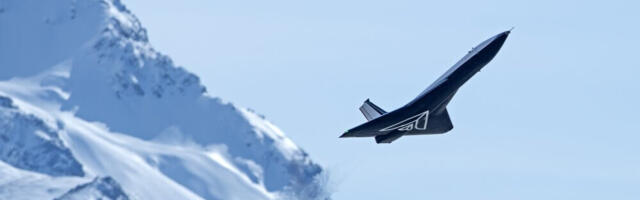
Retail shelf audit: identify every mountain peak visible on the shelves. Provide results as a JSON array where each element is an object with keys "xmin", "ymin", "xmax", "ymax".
[{"xmin": 0, "ymin": 0, "xmax": 329, "ymax": 199}]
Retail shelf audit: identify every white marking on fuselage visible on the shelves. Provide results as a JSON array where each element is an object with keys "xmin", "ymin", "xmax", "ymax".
[{"xmin": 379, "ymin": 110, "xmax": 430, "ymax": 132}]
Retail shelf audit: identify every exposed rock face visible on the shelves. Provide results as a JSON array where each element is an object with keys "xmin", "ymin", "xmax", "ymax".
[
  {"xmin": 55, "ymin": 177, "xmax": 130, "ymax": 200},
  {"xmin": 0, "ymin": 96, "xmax": 84, "ymax": 177}
]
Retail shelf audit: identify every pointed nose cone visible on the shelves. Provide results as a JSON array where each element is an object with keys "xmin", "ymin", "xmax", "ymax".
[
  {"xmin": 483, "ymin": 29, "xmax": 511, "ymax": 49},
  {"xmin": 492, "ymin": 29, "xmax": 512, "ymax": 47},
  {"xmin": 502, "ymin": 28, "xmax": 514, "ymax": 38},
  {"xmin": 475, "ymin": 30, "xmax": 510, "ymax": 63},
  {"xmin": 505, "ymin": 27, "xmax": 514, "ymax": 35}
]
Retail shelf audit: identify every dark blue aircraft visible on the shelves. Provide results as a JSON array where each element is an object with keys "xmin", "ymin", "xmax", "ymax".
[{"xmin": 340, "ymin": 30, "xmax": 511, "ymax": 144}]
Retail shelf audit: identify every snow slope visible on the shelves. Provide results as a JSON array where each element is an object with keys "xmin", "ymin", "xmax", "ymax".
[
  {"xmin": 0, "ymin": 161, "xmax": 89, "ymax": 200},
  {"xmin": 0, "ymin": 0, "xmax": 328, "ymax": 199}
]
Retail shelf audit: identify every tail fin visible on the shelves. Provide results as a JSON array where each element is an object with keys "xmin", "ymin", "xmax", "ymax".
[{"xmin": 359, "ymin": 99, "xmax": 387, "ymax": 121}]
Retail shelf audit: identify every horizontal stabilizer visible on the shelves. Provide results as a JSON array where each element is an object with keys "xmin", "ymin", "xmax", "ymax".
[{"xmin": 359, "ymin": 99, "xmax": 387, "ymax": 121}]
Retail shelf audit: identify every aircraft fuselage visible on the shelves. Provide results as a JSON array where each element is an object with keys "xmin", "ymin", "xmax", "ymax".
[{"xmin": 340, "ymin": 30, "xmax": 510, "ymax": 143}]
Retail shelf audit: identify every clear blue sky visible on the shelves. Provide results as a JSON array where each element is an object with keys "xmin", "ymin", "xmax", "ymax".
[{"xmin": 124, "ymin": 0, "xmax": 640, "ymax": 199}]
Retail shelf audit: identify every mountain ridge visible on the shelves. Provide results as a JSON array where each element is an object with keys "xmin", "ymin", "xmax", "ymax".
[{"xmin": 0, "ymin": 0, "xmax": 329, "ymax": 199}]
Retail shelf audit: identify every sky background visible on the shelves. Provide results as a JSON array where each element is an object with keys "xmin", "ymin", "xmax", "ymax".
[{"xmin": 124, "ymin": 0, "xmax": 640, "ymax": 199}]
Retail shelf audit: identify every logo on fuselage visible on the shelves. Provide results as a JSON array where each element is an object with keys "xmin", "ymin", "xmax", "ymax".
[{"xmin": 379, "ymin": 111, "xmax": 429, "ymax": 132}]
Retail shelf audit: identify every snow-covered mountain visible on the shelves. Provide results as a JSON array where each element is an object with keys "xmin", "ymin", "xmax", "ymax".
[
  {"xmin": 54, "ymin": 177, "xmax": 130, "ymax": 200},
  {"xmin": 0, "ymin": 0, "xmax": 329, "ymax": 199}
]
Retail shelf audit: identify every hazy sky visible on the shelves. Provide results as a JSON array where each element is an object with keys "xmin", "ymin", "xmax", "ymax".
[{"xmin": 124, "ymin": 0, "xmax": 640, "ymax": 199}]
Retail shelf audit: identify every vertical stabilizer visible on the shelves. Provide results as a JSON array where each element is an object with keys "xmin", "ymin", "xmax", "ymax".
[{"xmin": 359, "ymin": 99, "xmax": 387, "ymax": 121}]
